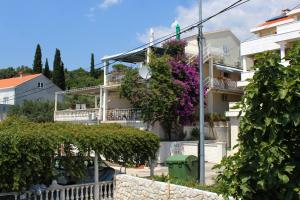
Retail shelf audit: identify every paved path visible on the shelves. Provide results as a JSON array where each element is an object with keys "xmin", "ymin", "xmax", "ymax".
[{"xmin": 112, "ymin": 162, "xmax": 218, "ymax": 185}]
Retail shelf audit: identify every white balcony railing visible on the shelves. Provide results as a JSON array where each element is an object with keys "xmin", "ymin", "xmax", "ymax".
[
  {"xmin": 106, "ymin": 108, "xmax": 142, "ymax": 121},
  {"xmin": 54, "ymin": 108, "xmax": 142, "ymax": 122},
  {"xmin": 54, "ymin": 108, "xmax": 101, "ymax": 122},
  {"xmin": 205, "ymin": 77, "xmax": 242, "ymax": 93}
]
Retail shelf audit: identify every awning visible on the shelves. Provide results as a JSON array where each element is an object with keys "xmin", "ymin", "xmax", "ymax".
[
  {"xmin": 214, "ymin": 64, "xmax": 243, "ymax": 73},
  {"xmin": 101, "ymin": 47, "xmax": 164, "ymax": 63}
]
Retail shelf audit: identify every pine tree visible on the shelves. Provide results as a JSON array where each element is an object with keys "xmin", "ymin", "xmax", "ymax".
[
  {"xmin": 43, "ymin": 58, "xmax": 51, "ymax": 79},
  {"xmin": 52, "ymin": 49, "xmax": 65, "ymax": 90},
  {"xmin": 90, "ymin": 53, "xmax": 96, "ymax": 78},
  {"xmin": 33, "ymin": 44, "xmax": 43, "ymax": 73}
]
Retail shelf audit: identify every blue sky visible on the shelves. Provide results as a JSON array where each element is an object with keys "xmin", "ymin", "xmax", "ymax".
[{"xmin": 0, "ymin": 0, "xmax": 298, "ymax": 70}]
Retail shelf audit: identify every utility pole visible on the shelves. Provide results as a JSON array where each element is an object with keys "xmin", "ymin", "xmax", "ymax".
[{"xmin": 198, "ymin": 0, "xmax": 205, "ymax": 184}]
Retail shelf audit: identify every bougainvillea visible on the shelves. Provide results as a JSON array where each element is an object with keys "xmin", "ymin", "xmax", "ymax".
[
  {"xmin": 166, "ymin": 40, "xmax": 206, "ymax": 125},
  {"xmin": 121, "ymin": 39, "xmax": 206, "ymax": 139}
]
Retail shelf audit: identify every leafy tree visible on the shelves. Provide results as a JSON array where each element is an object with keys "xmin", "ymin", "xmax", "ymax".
[
  {"xmin": 0, "ymin": 67, "xmax": 17, "ymax": 79},
  {"xmin": 65, "ymin": 67, "xmax": 102, "ymax": 89},
  {"xmin": 215, "ymin": 45, "xmax": 300, "ymax": 199},
  {"xmin": 43, "ymin": 58, "xmax": 51, "ymax": 79},
  {"xmin": 33, "ymin": 44, "xmax": 43, "ymax": 73},
  {"xmin": 90, "ymin": 53, "xmax": 96, "ymax": 78},
  {"xmin": 8, "ymin": 100, "xmax": 54, "ymax": 122},
  {"xmin": 52, "ymin": 49, "xmax": 65, "ymax": 90}
]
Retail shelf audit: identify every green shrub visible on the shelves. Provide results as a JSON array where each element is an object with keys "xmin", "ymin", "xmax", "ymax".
[
  {"xmin": 0, "ymin": 117, "xmax": 160, "ymax": 192},
  {"xmin": 214, "ymin": 48, "xmax": 300, "ymax": 199}
]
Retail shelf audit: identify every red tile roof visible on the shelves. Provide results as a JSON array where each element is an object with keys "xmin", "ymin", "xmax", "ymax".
[
  {"xmin": 0, "ymin": 74, "xmax": 41, "ymax": 89},
  {"xmin": 258, "ymin": 16, "xmax": 292, "ymax": 27}
]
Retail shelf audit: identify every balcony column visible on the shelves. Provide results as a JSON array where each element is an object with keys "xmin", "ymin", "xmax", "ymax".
[
  {"xmin": 99, "ymin": 87, "xmax": 103, "ymax": 121},
  {"xmin": 104, "ymin": 60, "xmax": 109, "ymax": 86},
  {"xmin": 242, "ymin": 56, "xmax": 247, "ymax": 72},
  {"xmin": 209, "ymin": 58, "xmax": 214, "ymax": 88},
  {"xmin": 103, "ymin": 88, "xmax": 107, "ymax": 121},
  {"xmin": 279, "ymin": 42, "xmax": 286, "ymax": 62}
]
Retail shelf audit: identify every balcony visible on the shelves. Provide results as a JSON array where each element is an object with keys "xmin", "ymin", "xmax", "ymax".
[
  {"xmin": 205, "ymin": 77, "xmax": 243, "ymax": 94},
  {"xmin": 106, "ymin": 108, "xmax": 142, "ymax": 121},
  {"xmin": 54, "ymin": 108, "xmax": 101, "ymax": 122},
  {"xmin": 241, "ymin": 21, "xmax": 300, "ymax": 56},
  {"xmin": 54, "ymin": 108, "xmax": 142, "ymax": 123}
]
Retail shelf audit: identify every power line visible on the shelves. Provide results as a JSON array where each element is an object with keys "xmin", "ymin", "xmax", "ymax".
[{"xmin": 93, "ymin": 0, "xmax": 250, "ymax": 71}]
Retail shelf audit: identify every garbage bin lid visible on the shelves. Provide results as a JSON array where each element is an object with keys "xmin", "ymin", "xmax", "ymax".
[{"xmin": 166, "ymin": 155, "xmax": 198, "ymax": 164}]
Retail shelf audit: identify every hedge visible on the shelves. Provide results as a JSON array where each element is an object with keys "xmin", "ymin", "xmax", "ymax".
[{"xmin": 0, "ymin": 117, "xmax": 160, "ymax": 192}]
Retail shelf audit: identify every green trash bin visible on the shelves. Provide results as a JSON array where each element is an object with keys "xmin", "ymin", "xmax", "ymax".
[{"xmin": 166, "ymin": 155, "xmax": 198, "ymax": 181}]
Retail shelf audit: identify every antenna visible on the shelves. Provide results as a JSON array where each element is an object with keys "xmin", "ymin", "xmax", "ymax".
[{"xmin": 138, "ymin": 64, "xmax": 151, "ymax": 80}]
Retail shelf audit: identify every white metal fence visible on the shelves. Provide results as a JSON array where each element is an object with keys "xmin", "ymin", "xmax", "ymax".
[{"xmin": 0, "ymin": 181, "xmax": 114, "ymax": 200}]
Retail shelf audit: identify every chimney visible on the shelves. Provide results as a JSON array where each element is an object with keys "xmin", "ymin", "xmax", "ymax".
[{"xmin": 18, "ymin": 71, "xmax": 24, "ymax": 78}]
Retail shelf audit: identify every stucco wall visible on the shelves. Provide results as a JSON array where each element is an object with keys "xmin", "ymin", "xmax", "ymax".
[
  {"xmin": 0, "ymin": 104, "xmax": 10, "ymax": 121},
  {"xmin": 15, "ymin": 75, "xmax": 61, "ymax": 105},
  {"xmin": 114, "ymin": 175, "xmax": 231, "ymax": 200},
  {"xmin": 157, "ymin": 141, "xmax": 226, "ymax": 164}
]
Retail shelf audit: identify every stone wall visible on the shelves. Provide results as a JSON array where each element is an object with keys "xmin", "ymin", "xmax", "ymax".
[{"xmin": 114, "ymin": 175, "xmax": 231, "ymax": 200}]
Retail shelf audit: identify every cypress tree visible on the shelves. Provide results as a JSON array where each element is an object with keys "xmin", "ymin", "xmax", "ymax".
[
  {"xmin": 52, "ymin": 49, "xmax": 65, "ymax": 90},
  {"xmin": 90, "ymin": 53, "xmax": 96, "ymax": 78},
  {"xmin": 33, "ymin": 44, "xmax": 43, "ymax": 73},
  {"xmin": 43, "ymin": 58, "xmax": 51, "ymax": 79}
]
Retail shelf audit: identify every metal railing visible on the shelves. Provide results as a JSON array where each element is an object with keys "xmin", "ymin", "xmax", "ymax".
[
  {"xmin": 106, "ymin": 108, "xmax": 142, "ymax": 121},
  {"xmin": 205, "ymin": 77, "xmax": 242, "ymax": 92},
  {"xmin": 0, "ymin": 181, "xmax": 114, "ymax": 200},
  {"xmin": 54, "ymin": 108, "xmax": 101, "ymax": 122}
]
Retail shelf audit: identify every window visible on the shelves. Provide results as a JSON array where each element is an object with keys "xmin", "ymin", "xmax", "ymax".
[
  {"xmin": 3, "ymin": 97, "xmax": 9, "ymax": 104},
  {"xmin": 223, "ymin": 72, "xmax": 230, "ymax": 78},
  {"xmin": 38, "ymin": 82, "xmax": 44, "ymax": 88},
  {"xmin": 222, "ymin": 94, "xmax": 228, "ymax": 102}
]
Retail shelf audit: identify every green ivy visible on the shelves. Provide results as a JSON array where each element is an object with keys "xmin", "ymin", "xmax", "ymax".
[
  {"xmin": 214, "ymin": 46, "xmax": 300, "ymax": 199},
  {"xmin": 0, "ymin": 117, "xmax": 159, "ymax": 192}
]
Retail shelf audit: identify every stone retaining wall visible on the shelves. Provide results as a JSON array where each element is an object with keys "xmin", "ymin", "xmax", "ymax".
[{"xmin": 114, "ymin": 175, "xmax": 231, "ymax": 200}]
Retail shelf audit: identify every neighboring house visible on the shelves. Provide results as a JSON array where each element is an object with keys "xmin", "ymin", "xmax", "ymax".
[
  {"xmin": 54, "ymin": 29, "xmax": 243, "ymax": 140},
  {"xmin": 0, "ymin": 73, "xmax": 62, "ymax": 120},
  {"xmin": 226, "ymin": 8, "xmax": 300, "ymax": 152}
]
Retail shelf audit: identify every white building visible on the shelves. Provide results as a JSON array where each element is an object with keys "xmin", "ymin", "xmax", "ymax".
[
  {"xmin": 54, "ymin": 29, "xmax": 243, "ymax": 140},
  {"xmin": 0, "ymin": 73, "xmax": 61, "ymax": 107},
  {"xmin": 227, "ymin": 8, "xmax": 300, "ymax": 152}
]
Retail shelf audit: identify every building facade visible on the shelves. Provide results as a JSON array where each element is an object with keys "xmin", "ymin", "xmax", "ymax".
[
  {"xmin": 0, "ymin": 73, "xmax": 62, "ymax": 120},
  {"xmin": 226, "ymin": 8, "xmax": 300, "ymax": 152},
  {"xmin": 54, "ymin": 29, "xmax": 243, "ymax": 140}
]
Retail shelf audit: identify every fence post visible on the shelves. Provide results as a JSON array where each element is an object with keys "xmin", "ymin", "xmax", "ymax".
[{"xmin": 94, "ymin": 153, "xmax": 99, "ymax": 200}]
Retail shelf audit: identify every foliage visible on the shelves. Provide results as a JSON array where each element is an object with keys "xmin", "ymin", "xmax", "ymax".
[
  {"xmin": 0, "ymin": 117, "xmax": 160, "ymax": 192},
  {"xmin": 65, "ymin": 68, "xmax": 102, "ymax": 89},
  {"xmin": 152, "ymin": 175, "xmax": 222, "ymax": 194},
  {"xmin": 190, "ymin": 127, "xmax": 200, "ymax": 140},
  {"xmin": 90, "ymin": 53, "xmax": 96, "ymax": 78},
  {"xmin": 121, "ymin": 40, "xmax": 202, "ymax": 139},
  {"xmin": 52, "ymin": 48, "xmax": 65, "ymax": 90},
  {"xmin": 0, "ymin": 66, "xmax": 33, "ymax": 79},
  {"xmin": 33, "ymin": 44, "xmax": 43, "ymax": 73},
  {"xmin": 214, "ymin": 47, "xmax": 300, "ymax": 199},
  {"xmin": 162, "ymin": 40, "xmax": 187, "ymax": 57},
  {"xmin": 43, "ymin": 58, "xmax": 51, "ymax": 79},
  {"xmin": 8, "ymin": 100, "xmax": 54, "ymax": 122},
  {"xmin": 121, "ymin": 55, "xmax": 177, "ymax": 138}
]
